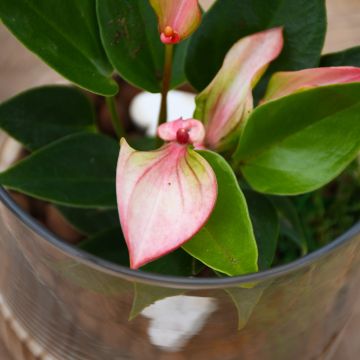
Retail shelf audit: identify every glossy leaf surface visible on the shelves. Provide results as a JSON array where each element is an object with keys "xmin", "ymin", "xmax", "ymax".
[
  {"xmin": 0, "ymin": 0, "xmax": 118, "ymax": 95},
  {"xmin": 186, "ymin": 0, "xmax": 326, "ymax": 90},
  {"xmin": 0, "ymin": 133, "xmax": 119, "ymax": 208},
  {"xmin": 97, "ymin": 0, "xmax": 188, "ymax": 92},
  {"xmin": 183, "ymin": 151, "xmax": 258, "ymax": 276},
  {"xmin": 234, "ymin": 84, "xmax": 360, "ymax": 195},
  {"xmin": 0, "ymin": 86, "xmax": 96, "ymax": 151}
]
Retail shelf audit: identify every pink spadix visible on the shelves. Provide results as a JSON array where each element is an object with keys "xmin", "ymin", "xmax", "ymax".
[
  {"xmin": 176, "ymin": 128, "xmax": 190, "ymax": 144},
  {"xmin": 149, "ymin": 0, "xmax": 201, "ymax": 44},
  {"xmin": 116, "ymin": 118, "xmax": 217, "ymax": 269}
]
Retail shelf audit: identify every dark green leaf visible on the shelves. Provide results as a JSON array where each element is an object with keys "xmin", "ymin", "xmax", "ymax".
[
  {"xmin": 58, "ymin": 206, "xmax": 119, "ymax": 235},
  {"xmin": 127, "ymin": 136, "xmax": 158, "ymax": 151},
  {"xmin": 244, "ymin": 190, "xmax": 279, "ymax": 270},
  {"xmin": 186, "ymin": 0, "xmax": 326, "ymax": 90},
  {"xmin": 321, "ymin": 46, "xmax": 360, "ymax": 67},
  {"xmin": 0, "ymin": 133, "xmax": 119, "ymax": 208},
  {"xmin": 141, "ymin": 249, "xmax": 201, "ymax": 276},
  {"xmin": 183, "ymin": 151, "xmax": 258, "ymax": 276},
  {"xmin": 97, "ymin": 0, "xmax": 188, "ymax": 92},
  {"xmin": 233, "ymin": 83, "xmax": 360, "ymax": 195},
  {"xmin": 130, "ymin": 283, "xmax": 184, "ymax": 320},
  {"xmin": 80, "ymin": 227, "xmax": 129, "ymax": 265},
  {"xmin": 0, "ymin": 0, "xmax": 118, "ymax": 95},
  {"xmin": 80, "ymin": 226, "xmax": 198, "ymax": 276},
  {"xmin": 0, "ymin": 86, "xmax": 96, "ymax": 151},
  {"xmin": 269, "ymin": 196, "xmax": 308, "ymax": 255}
]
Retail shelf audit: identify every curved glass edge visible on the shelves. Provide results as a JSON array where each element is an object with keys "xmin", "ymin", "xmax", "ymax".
[{"xmin": 0, "ymin": 186, "xmax": 359, "ymax": 289}]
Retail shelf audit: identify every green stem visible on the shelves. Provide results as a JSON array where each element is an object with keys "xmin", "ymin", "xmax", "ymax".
[
  {"xmin": 158, "ymin": 44, "xmax": 174, "ymax": 127},
  {"xmin": 106, "ymin": 96, "xmax": 124, "ymax": 139}
]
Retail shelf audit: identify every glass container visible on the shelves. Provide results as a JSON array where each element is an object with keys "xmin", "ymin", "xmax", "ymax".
[{"xmin": 0, "ymin": 154, "xmax": 359, "ymax": 359}]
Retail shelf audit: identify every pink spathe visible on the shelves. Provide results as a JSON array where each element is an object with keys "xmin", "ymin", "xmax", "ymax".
[
  {"xmin": 263, "ymin": 66, "xmax": 360, "ymax": 102},
  {"xmin": 116, "ymin": 119, "xmax": 217, "ymax": 269},
  {"xmin": 195, "ymin": 28, "xmax": 284, "ymax": 151}
]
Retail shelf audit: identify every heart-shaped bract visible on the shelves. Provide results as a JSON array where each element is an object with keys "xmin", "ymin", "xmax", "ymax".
[{"xmin": 116, "ymin": 119, "xmax": 217, "ymax": 269}]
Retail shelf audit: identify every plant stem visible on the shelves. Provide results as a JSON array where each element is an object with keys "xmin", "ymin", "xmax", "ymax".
[
  {"xmin": 106, "ymin": 96, "xmax": 124, "ymax": 139},
  {"xmin": 158, "ymin": 44, "xmax": 174, "ymax": 127}
]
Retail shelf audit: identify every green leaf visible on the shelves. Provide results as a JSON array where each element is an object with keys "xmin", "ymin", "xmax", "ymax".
[
  {"xmin": 225, "ymin": 283, "xmax": 269, "ymax": 330},
  {"xmin": 80, "ymin": 227, "xmax": 129, "ymax": 265},
  {"xmin": 0, "ymin": 133, "xmax": 119, "ymax": 208},
  {"xmin": 185, "ymin": 0, "xmax": 326, "ymax": 90},
  {"xmin": 233, "ymin": 83, "xmax": 360, "ymax": 195},
  {"xmin": 269, "ymin": 196, "xmax": 308, "ymax": 255},
  {"xmin": 130, "ymin": 283, "xmax": 184, "ymax": 320},
  {"xmin": 321, "ymin": 46, "xmax": 360, "ymax": 67},
  {"xmin": 0, "ymin": 0, "xmax": 118, "ymax": 95},
  {"xmin": 97, "ymin": 0, "xmax": 188, "ymax": 92},
  {"xmin": 127, "ymin": 136, "xmax": 158, "ymax": 151},
  {"xmin": 80, "ymin": 226, "xmax": 198, "ymax": 276},
  {"xmin": 57, "ymin": 206, "xmax": 119, "ymax": 235},
  {"xmin": 0, "ymin": 86, "xmax": 96, "ymax": 151},
  {"xmin": 141, "ymin": 250, "xmax": 200, "ymax": 276},
  {"xmin": 244, "ymin": 190, "xmax": 279, "ymax": 270},
  {"xmin": 183, "ymin": 151, "xmax": 258, "ymax": 276}
]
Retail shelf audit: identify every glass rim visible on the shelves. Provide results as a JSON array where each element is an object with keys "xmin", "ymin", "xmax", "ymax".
[{"xmin": 1, "ymin": 186, "xmax": 359, "ymax": 289}]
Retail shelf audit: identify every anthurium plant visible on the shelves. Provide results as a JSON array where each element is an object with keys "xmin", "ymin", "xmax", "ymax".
[{"xmin": 0, "ymin": 0, "xmax": 360, "ymax": 278}]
